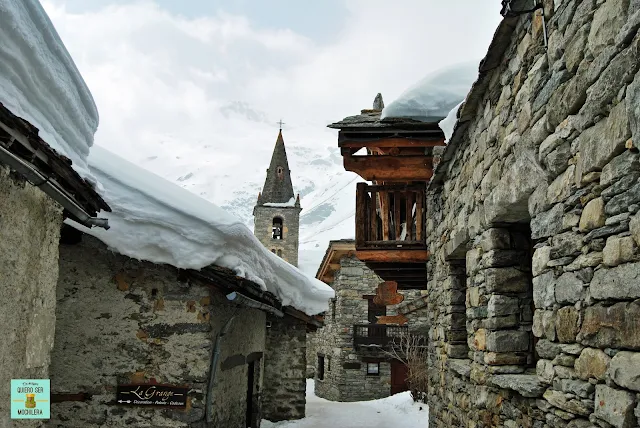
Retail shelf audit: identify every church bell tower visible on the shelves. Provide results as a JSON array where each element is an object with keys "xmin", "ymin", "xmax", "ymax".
[{"xmin": 253, "ymin": 128, "xmax": 301, "ymax": 267}]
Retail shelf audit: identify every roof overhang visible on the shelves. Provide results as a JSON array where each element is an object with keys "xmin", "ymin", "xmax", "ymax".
[{"xmin": 316, "ymin": 240, "xmax": 356, "ymax": 284}]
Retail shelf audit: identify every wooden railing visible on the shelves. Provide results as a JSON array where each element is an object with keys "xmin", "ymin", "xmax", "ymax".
[
  {"xmin": 353, "ymin": 324, "xmax": 409, "ymax": 347},
  {"xmin": 355, "ymin": 183, "xmax": 426, "ymax": 250}
]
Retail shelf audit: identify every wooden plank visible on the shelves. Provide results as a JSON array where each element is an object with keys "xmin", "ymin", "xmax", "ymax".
[
  {"xmin": 381, "ymin": 191, "xmax": 390, "ymax": 240},
  {"xmin": 406, "ymin": 192, "xmax": 414, "ymax": 241},
  {"xmin": 416, "ymin": 189, "xmax": 424, "ymax": 241},
  {"xmin": 339, "ymin": 137, "xmax": 446, "ymax": 149},
  {"xmin": 369, "ymin": 188, "xmax": 378, "ymax": 241},
  {"xmin": 343, "ymin": 155, "xmax": 434, "ymax": 181},
  {"xmin": 394, "ymin": 192, "xmax": 401, "ymax": 240},
  {"xmin": 356, "ymin": 183, "xmax": 367, "ymax": 247},
  {"xmin": 360, "ymin": 240, "xmax": 425, "ymax": 247},
  {"xmin": 368, "ymin": 183, "xmax": 426, "ymax": 192},
  {"xmin": 356, "ymin": 249, "xmax": 430, "ymax": 263}
]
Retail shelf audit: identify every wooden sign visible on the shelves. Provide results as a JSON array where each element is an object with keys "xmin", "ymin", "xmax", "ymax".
[
  {"xmin": 376, "ymin": 314, "xmax": 409, "ymax": 325},
  {"xmin": 373, "ymin": 281, "xmax": 404, "ymax": 306},
  {"xmin": 116, "ymin": 384, "xmax": 188, "ymax": 408}
]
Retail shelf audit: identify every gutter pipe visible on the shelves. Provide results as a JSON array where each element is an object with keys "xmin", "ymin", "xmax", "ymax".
[{"xmin": 0, "ymin": 144, "xmax": 109, "ymax": 229}]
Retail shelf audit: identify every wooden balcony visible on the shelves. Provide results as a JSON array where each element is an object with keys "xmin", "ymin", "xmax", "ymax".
[
  {"xmin": 355, "ymin": 183, "xmax": 428, "ymax": 289},
  {"xmin": 353, "ymin": 324, "xmax": 409, "ymax": 348}
]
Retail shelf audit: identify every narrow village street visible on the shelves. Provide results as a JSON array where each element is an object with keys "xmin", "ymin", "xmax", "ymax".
[{"xmin": 263, "ymin": 380, "xmax": 428, "ymax": 428}]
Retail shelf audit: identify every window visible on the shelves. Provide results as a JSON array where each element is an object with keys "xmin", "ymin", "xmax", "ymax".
[
  {"xmin": 331, "ymin": 299, "xmax": 336, "ymax": 321},
  {"xmin": 366, "ymin": 362, "xmax": 380, "ymax": 376},
  {"xmin": 272, "ymin": 217, "xmax": 283, "ymax": 240},
  {"xmin": 276, "ymin": 166, "xmax": 284, "ymax": 179},
  {"xmin": 317, "ymin": 355, "xmax": 325, "ymax": 380},
  {"xmin": 327, "ymin": 357, "xmax": 331, "ymax": 372},
  {"xmin": 271, "ymin": 249, "xmax": 276, "ymax": 253},
  {"xmin": 277, "ymin": 249, "xmax": 282, "ymax": 257}
]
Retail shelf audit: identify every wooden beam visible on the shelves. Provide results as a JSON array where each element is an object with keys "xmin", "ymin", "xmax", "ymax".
[
  {"xmin": 356, "ymin": 249, "xmax": 430, "ymax": 263},
  {"xmin": 369, "ymin": 187, "xmax": 378, "ymax": 242},
  {"xmin": 381, "ymin": 191, "xmax": 390, "ymax": 240},
  {"xmin": 339, "ymin": 137, "xmax": 445, "ymax": 149},
  {"xmin": 356, "ymin": 183, "xmax": 367, "ymax": 247},
  {"xmin": 416, "ymin": 189, "xmax": 424, "ymax": 241},
  {"xmin": 343, "ymin": 155, "xmax": 434, "ymax": 181},
  {"xmin": 394, "ymin": 192, "xmax": 401, "ymax": 240},
  {"xmin": 406, "ymin": 191, "xmax": 414, "ymax": 241}
]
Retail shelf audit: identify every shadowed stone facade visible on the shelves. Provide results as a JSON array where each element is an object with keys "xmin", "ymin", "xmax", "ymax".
[
  {"xmin": 424, "ymin": 1, "xmax": 640, "ymax": 427},
  {"xmin": 0, "ymin": 166, "xmax": 62, "ymax": 428},
  {"xmin": 310, "ymin": 256, "xmax": 428, "ymax": 402},
  {"xmin": 49, "ymin": 233, "xmax": 267, "ymax": 428}
]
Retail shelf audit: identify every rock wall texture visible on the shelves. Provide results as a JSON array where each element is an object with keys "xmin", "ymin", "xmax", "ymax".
[
  {"xmin": 426, "ymin": 1, "xmax": 640, "ymax": 427},
  {"xmin": 49, "ymin": 234, "xmax": 266, "ymax": 428},
  {"xmin": 253, "ymin": 206, "xmax": 301, "ymax": 267},
  {"xmin": 0, "ymin": 166, "xmax": 62, "ymax": 428},
  {"xmin": 262, "ymin": 314, "xmax": 307, "ymax": 422},
  {"xmin": 311, "ymin": 257, "xmax": 428, "ymax": 402}
]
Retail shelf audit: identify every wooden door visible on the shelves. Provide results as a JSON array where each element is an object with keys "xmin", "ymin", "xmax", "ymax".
[{"xmin": 390, "ymin": 360, "xmax": 409, "ymax": 395}]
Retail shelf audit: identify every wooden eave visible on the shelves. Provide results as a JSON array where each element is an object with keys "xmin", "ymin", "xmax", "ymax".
[
  {"xmin": 315, "ymin": 240, "xmax": 356, "ymax": 284},
  {"xmin": 0, "ymin": 102, "xmax": 110, "ymax": 215}
]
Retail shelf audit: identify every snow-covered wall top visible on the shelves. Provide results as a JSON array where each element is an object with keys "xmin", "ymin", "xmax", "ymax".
[
  {"xmin": 381, "ymin": 61, "xmax": 479, "ymax": 122},
  {"xmin": 439, "ymin": 100, "xmax": 464, "ymax": 143},
  {"xmin": 68, "ymin": 146, "xmax": 335, "ymax": 315},
  {"xmin": 0, "ymin": 0, "xmax": 99, "ymax": 181}
]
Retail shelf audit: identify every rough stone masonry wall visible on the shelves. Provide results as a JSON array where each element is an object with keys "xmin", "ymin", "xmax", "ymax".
[
  {"xmin": 0, "ymin": 166, "xmax": 62, "ymax": 428},
  {"xmin": 312, "ymin": 257, "xmax": 428, "ymax": 402},
  {"xmin": 262, "ymin": 313, "xmax": 307, "ymax": 422},
  {"xmin": 426, "ymin": 1, "xmax": 640, "ymax": 427},
  {"xmin": 253, "ymin": 206, "xmax": 301, "ymax": 267},
  {"xmin": 49, "ymin": 234, "xmax": 266, "ymax": 428}
]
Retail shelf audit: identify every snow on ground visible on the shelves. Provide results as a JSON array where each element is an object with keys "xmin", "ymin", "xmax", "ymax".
[
  {"xmin": 67, "ymin": 145, "xmax": 335, "ymax": 315},
  {"xmin": 0, "ymin": 0, "xmax": 99, "ymax": 182},
  {"xmin": 381, "ymin": 61, "xmax": 479, "ymax": 122},
  {"xmin": 263, "ymin": 380, "xmax": 429, "ymax": 428}
]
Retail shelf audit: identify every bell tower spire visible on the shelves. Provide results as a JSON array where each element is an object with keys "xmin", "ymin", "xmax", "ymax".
[{"xmin": 253, "ymin": 127, "xmax": 302, "ymax": 267}]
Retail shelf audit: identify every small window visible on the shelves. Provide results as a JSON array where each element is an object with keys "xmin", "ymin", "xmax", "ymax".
[
  {"xmin": 331, "ymin": 299, "xmax": 336, "ymax": 321},
  {"xmin": 318, "ymin": 355, "xmax": 325, "ymax": 380},
  {"xmin": 276, "ymin": 166, "xmax": 284, "ymax": 179},
  {"xmin": 277, "ymin": 249, "xmax": 282, "ymax": 257},
  {"xmin": 366, "ymin": 362, "xmax": 380, "ymax": 376},
  {"xmin": 327, "ymin": 357, "xmax": 331, "ymax": 372},
  {"xmin": 271, "ymin": 249, "xmax": 276, "ymax": 253},
  {"xmin": 272, "ymin": 217, "xmax": 283, "ymax": 240}
]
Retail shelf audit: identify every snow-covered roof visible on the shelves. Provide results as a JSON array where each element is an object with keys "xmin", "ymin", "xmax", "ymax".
[
  {"xmin": 0, "ymin": 0, "xmax": 99, "ymax": 182},
  {"xmin": 67, "ymin": 145, "xmax": 335, "ymax": 315},
  {"xmin": 381, "ymin": 61, "xmax": 479, "ymax": 122},
  {"xmin": 438, "ymin": 101, "xmax": 464, "ymax": 143},
  {"xmin": 263, "ymin": 197, "xmax": 297, "ymax": 208}
]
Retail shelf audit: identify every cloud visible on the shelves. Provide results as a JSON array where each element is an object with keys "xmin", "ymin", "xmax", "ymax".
[{"xmin": 41, "ymin": 0, "xmax": 502, "ymax": 272}]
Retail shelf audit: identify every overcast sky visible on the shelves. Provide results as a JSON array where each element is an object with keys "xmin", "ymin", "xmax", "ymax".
[{"xmin": 42, "ymin": 0, "xmax": 502, "ymax": 217}]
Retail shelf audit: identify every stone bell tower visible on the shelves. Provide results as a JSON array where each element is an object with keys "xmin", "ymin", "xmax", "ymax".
[{"xmin": 253, "ymin": 128, "xmax": 301, "ymax": 267}]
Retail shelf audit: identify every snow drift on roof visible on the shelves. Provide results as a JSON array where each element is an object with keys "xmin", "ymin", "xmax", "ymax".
[
  {"xmin": 381, "ymin": 61, "xmax": 479, "ymax": 122},
  {"xmin": 439, "ymin": 100, "xmax": 464, "ymax": 143},
  {"xmin": 263, "ymin": 197, "xmax": 297, "ymax": 208},
  {"xmin": 0, "ymin": 0, "xmax": 98, "ymax": 181},
  {"xmin": 68, "ymin": 145, "xmax": 334, "ymax": 315}
]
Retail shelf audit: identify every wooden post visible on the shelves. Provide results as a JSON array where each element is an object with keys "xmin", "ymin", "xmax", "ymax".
[
  {"xmin": 416, "ymin": 188, "xmax": 424, "ymax": 242},
  {"xmin": 381, "ymin": 191, "xmax": 390, "ymax": 240},
  {"xmin": 370, "ymin": 188, "xmax": 378, "ymax": 243},
  {"xmin": 393, "ymin": 192, "xmax": 402, "ymax": 240},
  {"xmin": 405, "ymin": 192, "xmax": 414, "ymax": 241},
  {"xmin": 356, "ymin": 183, "xmax": 367, "ymax": 247}
]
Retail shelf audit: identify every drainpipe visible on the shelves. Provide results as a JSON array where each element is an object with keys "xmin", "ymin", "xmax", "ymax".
[
  {"xmin": 205, "ymin": 292, "xmax": 284, "ymax": 423},
  {"xmin": 205, "ymin": 312, "xmax": 237, "ymax": 424},
  {"xmin": 0, "ymin": 144, "xmax": 109, "ymax": 229}
]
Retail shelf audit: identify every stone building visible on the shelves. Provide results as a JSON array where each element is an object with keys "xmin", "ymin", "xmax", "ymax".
[
  {"xmin": 329, "ymin": 1, "xmax": 640, "ymax": 427},
  {"xmin": 253, "ymin": 129, "xmax": 302, "ymax": 267},
  {"xmin": 309, "ymin": 240, "xmax": 429, "ymax": 402},
  {"xmin": 253, "ymin": 129, "xmax": 311, "ymax": 422}
]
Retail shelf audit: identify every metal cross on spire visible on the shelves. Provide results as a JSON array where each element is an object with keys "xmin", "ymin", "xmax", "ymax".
[{"xmin": 277, "ymin": 119, "xmax": 285, "ymax": 131}]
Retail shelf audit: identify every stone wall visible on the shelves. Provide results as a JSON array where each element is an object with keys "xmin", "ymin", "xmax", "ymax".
[
  {"xmin": 49, "ymin": 233, "xmax": 266, "ymax": 428},
  {"xmin": 426, "ymin": 1, "xmax": 640, "ymax": 427},
  {"xmin": 253, "ymin": 206, "xmax": 301, "ymax": 267},
  {"xmin": 262, "ymin": 314, "xmax": 307, "ymax": 422},
  {"xmin": 0, "ymin": 166, "xmax": 62, "ymax": 428},
  {"xmin": 311, "ymin": 256, "xmax": 428, "ymax": 402}
]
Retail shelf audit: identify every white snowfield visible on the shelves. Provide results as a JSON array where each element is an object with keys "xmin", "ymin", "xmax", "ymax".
[
  {"xmin": 263, "ymin": 380, "xmax": 429, "ymax": 428},
  {"xmin": 67, "ymin": 145, "xmax": 335, "ymax": 315},
  {"xmin": 0, "ymin": 0, "xmax": 99, "ymax": 182},
  {"xmin": 381, "ymin": 61, "xmax": 479, "ymax": 122}
]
